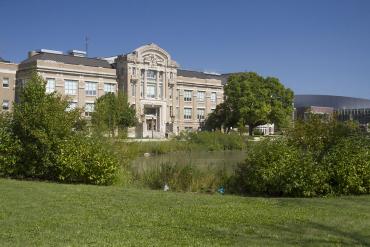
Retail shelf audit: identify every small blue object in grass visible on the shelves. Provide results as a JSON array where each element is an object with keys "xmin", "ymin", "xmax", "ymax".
[{"xmin": 217, "ymin": 186, "xmax": 225, "ymax": 195}]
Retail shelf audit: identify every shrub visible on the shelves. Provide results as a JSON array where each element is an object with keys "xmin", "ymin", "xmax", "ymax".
[
  {"xmin": 185, "ymin": 131, "xmax": 246, "ymax": 151},
  {"xmin": 229, "ymin": 139, "xmax": 328, "ymax": 197},
  {"xmin": 0, "ymin": 114, "xmax": 22, "ymax": 177},
  {"xmin": 56, "ymin": 135, "xmax": 119, "ymax": 185},
  {"xmin": 323, "ymin": 136, "xmax": 370, "ymax": 195}
]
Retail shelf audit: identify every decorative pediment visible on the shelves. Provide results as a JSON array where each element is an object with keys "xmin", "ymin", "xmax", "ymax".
[{"xmin": 143, "ymin": 53, "xmax": 165, "ymax": 66}]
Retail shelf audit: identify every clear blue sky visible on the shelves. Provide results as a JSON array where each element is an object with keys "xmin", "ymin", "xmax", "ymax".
[{"xmin": 1, "ymin": 0, "xmax": 369, "ymax": 99}]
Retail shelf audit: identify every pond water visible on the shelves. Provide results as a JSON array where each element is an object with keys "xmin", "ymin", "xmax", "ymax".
[{"xmin": 131, "ymin": 150, "xmax": 247, "ymax": 173}]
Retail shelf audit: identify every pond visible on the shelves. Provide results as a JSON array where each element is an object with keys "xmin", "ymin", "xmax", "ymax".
[{"xmin": 131, "ymin": 150, "xmax": 247, "ymax": 173}]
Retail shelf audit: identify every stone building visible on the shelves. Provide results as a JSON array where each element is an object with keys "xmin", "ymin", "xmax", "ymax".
[
  {"xmin": 8, "ymin": 43, "xmax": 225, "ymax": 138},
  {"xmin": 0, "ymin": 57, "xmax": 17, "ymax": 111},
  {"xmin": 114, "ymin": 43, "xmax": 224, "ymax": 138},
  {"xmin": 16, "ymin": 49, "xmax": 117, "ymax": 116}
]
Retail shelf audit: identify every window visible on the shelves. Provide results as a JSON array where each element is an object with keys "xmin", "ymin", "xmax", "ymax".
[
  {"xmin": 170, "ymin": 72, "xmax": 173, "ymax": 79},
  {"xmin": 131, "ymin": 81, "xmax": 136, "ymax": 97},
  {"xmin": 140, "ymin": 81, "xmax": 144, "ymax": 97},
  {"xmin": 65, "ymin": 80, "xmax": 78, "ymax": 95},
  {"xmin": 211, "ymin": 92, "xmax": 217, "ymax": 103},
  {"xmin": 159, "ymin": 71, "xmax": 163, "ymax": 81},
  {"xmin": 197, "ymin": 91, "xmax": 205, "ymax": 102},
  {"xmin": 66, "ymin": 101, "xmax": 78, "ymax": 112},
  {"xmin": 104, "ymin": 83, "xmax": 115, "ymax": 93},
  {"xmin": 146, "ymin": 70, "xmax": 157, "ymax": 80},
  {"xmin": 159, "ymin": 83, "xmax": 163, "ymax": 98},
  {"xmin": 85, "ymin": 103, "xmax": 95, "ymax": 117},
  {"xmin": 85, "ymin": 81, "xmax": 97, "ymax": 96},
  {"xmin": 146, "ymin": 83, "xmax": 156, "ymax": 98},
  {"xmin": 46, "ymin": 78, "xmax": 55, "ymax": 93},
  {"xmin": 3, "ymin": 78, "xmax": 9, "ymax": 88},
  {"xmin": 184, "ymin": 127, "xmax": 193, "ymax": 131},
  {"xmin": 197, "ymin": 108, "xmax": 205, "ymax": 120},
  {"xmin": 169, "ymin": 86, "xmax": 173, "ymax": 99},
  {"xmin": 132, "ymin": 67, "xmax": 136, "ymax": 75},
  {"xmin": 141, "ymin": 69, "xmax": 145, "ymax": 78},
  {"xmin": 184, "ymin": 90, "xmax": 192, "ymax": 102},
  {"xmin": 2, "ymin": 100, "xmax": 9, "ymax": 110},
  {"xmin": 184, "ymin": 108, "xmax": 192, "ymax": 120}
]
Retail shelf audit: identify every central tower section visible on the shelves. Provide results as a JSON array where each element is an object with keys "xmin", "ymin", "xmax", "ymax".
[{"xmin": 116, "ymin": 43, "xmax": 179, "ymax": 138}]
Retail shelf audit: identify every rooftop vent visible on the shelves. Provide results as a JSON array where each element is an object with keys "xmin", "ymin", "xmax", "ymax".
[
  {"xmin": 68, "ymin": 50, "xmax": 87, "ymax": 57},
  {"xmin": 37, "ymin": 49, "xmax": 63, "ymax": 55}
]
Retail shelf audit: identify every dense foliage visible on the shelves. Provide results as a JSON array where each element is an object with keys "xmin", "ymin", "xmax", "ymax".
[
  {"xmin": 229, "ymin": 117, "xmax": 370, "ymax": 196},
  {"xmin": 0, "ymin": 73, "xmax": 119, "ymax": 184},
  {"xmin": 91, "ymin": 92, "xmax": 137, "ymax": 137},
  {"xmin": 205, "ymin": 72, "xmax": 294, "ymax": 135}
]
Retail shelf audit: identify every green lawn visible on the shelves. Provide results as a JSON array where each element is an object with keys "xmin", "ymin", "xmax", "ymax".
[{"xmin": 1, "ymin": 179, "xmax": 369, "ymax": 246}]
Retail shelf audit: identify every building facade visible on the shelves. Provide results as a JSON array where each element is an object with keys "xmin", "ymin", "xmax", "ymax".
[
  {"xmin": 5, "ymin": 43, "xmax": 226, "ymax": 138},
  {"xmin": 0, "ymin": 58, "xmax": 17, "ymax": 111},
  {"xmin": 115, "ymin": 44, "xmax": 224, "ymax": 138}
]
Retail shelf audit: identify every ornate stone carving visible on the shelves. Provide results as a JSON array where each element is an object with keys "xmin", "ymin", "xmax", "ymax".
[{"xmin": 143, "ymin": 53, "xmax": 164, "ymax": 66}]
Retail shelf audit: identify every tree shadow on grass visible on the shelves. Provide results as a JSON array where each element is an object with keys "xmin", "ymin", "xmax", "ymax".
[{"xmin": 257, "ymin": 221, "xmax": 370, "ymax": 246}]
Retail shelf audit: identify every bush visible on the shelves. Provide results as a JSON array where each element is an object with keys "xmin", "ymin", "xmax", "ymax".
[
  {"xmin": 0, "ymin": 114, "xmax": 22, "ymax": 177},
  {"xmin": 229, "ymin": 118, "xmax": 370, "ymax": 197},
  {"xmin": 182, "ymin": 131, "xmax": 246, "ymax": 151},
  {"xmin": 229, "ymin": 139, "xmax": 328, "ymax": 197},
  {"xmin": 56, "ymin": 135, "xmax": 119, "ymax": 185},
  {"xmin": 323, "ymin": 137, "xmax": 370, "ymax": 195}
]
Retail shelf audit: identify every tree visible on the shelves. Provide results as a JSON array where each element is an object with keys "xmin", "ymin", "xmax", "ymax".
[
  {"xmin": 91, "ymin": 92, "xmax": 137, "ymax": 137},
  {"xmin": 11, "ymin": 72, "xmax": 84, "ymax": 179},
  {"xmin": 214, "ymin": 72, "xmax": 294, "ymax": 135}
]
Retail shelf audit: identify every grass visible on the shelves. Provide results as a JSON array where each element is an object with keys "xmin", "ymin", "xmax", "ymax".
[{"xmin": 1, "ymin": 179, "xmax": 370, "ymax": 246}]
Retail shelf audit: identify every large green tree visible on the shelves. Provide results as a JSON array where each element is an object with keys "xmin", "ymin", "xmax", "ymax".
[
  {"xmin": 208, "ymin": 72, "xmax": 294, "ymax": 135},
  {"xmin": 12, "ymin": 72, "xmax": 84, "ymax": 178},
  {"xmin": 91, "ymin": 92, "xmax": 137, "ymax": 137}
]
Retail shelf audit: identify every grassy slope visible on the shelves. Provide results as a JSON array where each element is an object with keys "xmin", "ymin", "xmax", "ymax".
[{"xmin": 1, "ymin": 179, "xmax": 369, "ymax": 247}]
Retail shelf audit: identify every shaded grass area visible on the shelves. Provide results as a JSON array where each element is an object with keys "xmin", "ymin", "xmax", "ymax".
[{"xmin": 1, "ymin": 179, "xmax": 370, "ymax": 246}]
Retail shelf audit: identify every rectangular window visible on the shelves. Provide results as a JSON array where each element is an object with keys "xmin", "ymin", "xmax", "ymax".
[
  {"xmin": 104, "ymin": 83, "xmax": 115, "ymax": 93},
  {"xmin": 64, "ymin": 80, "xmax": 78, "ymax": 95},
  {"xmin": 46, "ymin": 78, "xmax": 55, "ymax": 93},
  {"xmin": 141, "ymin": 69, "xmax": 145, "ymax": 78},
  {"xmin": 85, "ymin": 81, "xmax": 97, "ymax": 96},
  {"xmin": 2, "ymin": 100, "xmax": 9, "ymax": 110},
  {"xmin": 132, "ymin": 67, "xmax": 136, "ymax": 75},
  {"xmin": 3, "ymin": 78, "xmax": 9, "ymax": 88},
  {"xmin": 146, "ymin": 83, "xmax": 156, "ymax": 98},
  {"xmin": 169, "ymin": 86, "xmax": 173, "ymax": 99},
  {"xmin": 140, "ymin": 81, "xmax": 144, "ymax": 97},
  {"xmin": 184, "ymin": 108, "xmax": 192, "ymax": 120},
  {"xmin": 85, "ymin": 103, "xmax": 95, "ymax": 117},
  {"xmin": 159, "ymin": 71, "xmax": 163, "ymax": 81},
  {"xmin": 131, "ymin": 81, "xmax": 136, "ymax": 97},
  {"xmin": 211, "ymin": 92, "xmax": 217, "ymax": 103},
  {"xmin": 184, "ymin": 90, "xmax": 192, "ymax": 102},
  {"xmin": 66, "ymin": 101, "xmax": 78, "ymax": 112},
  {"xmin": 159, "ymin": 83, "xmax": 163, "ymax": 98},
  {"xmin": 184, "ymin": 127, "xmax": 193, "ymax": 131},
  {"xmin": 197, "ymin": 108, "xmax": 205, "ymax": 120},
  {"xmin": 146, "ymin": 70, "xmax": 157, "ymax": 80},
  {"xmin": 197, "ymin": 91, "xmax": 205, "ymax": 102}
]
